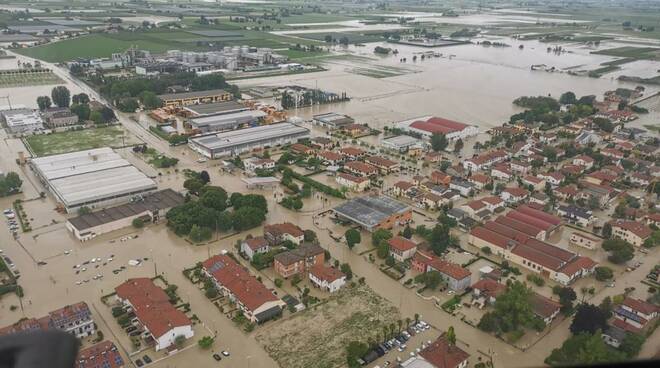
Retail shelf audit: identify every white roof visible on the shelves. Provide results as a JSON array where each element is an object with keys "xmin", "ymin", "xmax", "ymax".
[{"xmin": 32, "ymin": 147, "xmax": 157, "ymax": 207}]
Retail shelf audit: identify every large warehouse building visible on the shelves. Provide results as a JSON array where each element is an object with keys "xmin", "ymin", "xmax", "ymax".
[
  {"xmin": 333, "ymin": 195, "xmax": 412, "ymax": 232},
  {"xmin": 188, "ymin": 122, "xmax": 310, "ymax": 159},
  {"xmin": 189, "ymin": 109, "xmax": 267, "ymax": 133},
  {"xmin": 31, "ymin": 147, "xmax": 157, "ymax": 213},
  {"xmin": 396, "ymin": 116, "xmax": 478, "ymax": 141}
]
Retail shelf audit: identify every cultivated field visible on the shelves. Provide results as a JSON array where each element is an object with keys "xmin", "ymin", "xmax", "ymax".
[
  {"xmin": 0, "ymin": 71, "xmax": 62, "ymax": 88},
  {"xmin": 24, "ymin": 125, "xmax": 137, "ymax": 156},
  {"xmin": 256, "ymin": 283, "xmax": 401, "ymax": 368}
]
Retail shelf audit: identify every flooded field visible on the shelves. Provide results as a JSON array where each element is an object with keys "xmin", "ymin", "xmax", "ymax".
[{"xmin": 238, "ymin": 37, "xmax": 660, "ymax": 132}]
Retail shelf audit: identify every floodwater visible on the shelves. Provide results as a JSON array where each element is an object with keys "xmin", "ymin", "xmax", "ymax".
[
  {"xmin": 0, "ymin": 56, "xmax": 83, "ymax": 109},
  {"xmin": 238, "ymin": 36, "xmax": 660, "ymax": 131}
]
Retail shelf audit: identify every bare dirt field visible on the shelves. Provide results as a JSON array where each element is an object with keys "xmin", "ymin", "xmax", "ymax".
[{"xmin": 256, "ymin": 283, "xmax": 400, "ymax": 368}]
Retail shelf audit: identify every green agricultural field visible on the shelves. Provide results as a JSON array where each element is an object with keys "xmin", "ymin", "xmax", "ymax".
[
  {"xmin": 24, "ymin": 126, "xmax": 136, "ymax": 157},
  {"xmin": 281, "ymin": 14, "xmax": 356, "ymax": 24},
  {"xmin": 592, "ymin": 46, "xmax": 660, "ymax": 61},
  {"xmin": 296, "ymin": 31, "xmax": 384, "ymax": 44},
  {"xmin": 0, "ymin": 71, "xmax": 62, "ymax": 88}
]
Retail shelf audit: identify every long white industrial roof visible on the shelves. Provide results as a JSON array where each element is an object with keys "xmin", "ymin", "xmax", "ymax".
[
  {"xmin": 32, "ymin": 147, "xmax": 157, "ymax": 207},
  {"xmin": 191, "ymin": 123, "xmax": 309, "ymax": 151}
]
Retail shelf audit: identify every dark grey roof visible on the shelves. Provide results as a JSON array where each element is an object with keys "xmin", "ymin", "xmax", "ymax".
[
  {"xmin": 274, "ymin": 244, "xmax": 324, "ymax": 266},
  {"xmin": 67, "ymin": 189, "xmax": 184, "ymax": 231},
  {"xmin": 333, "ymin": 196, "xmax": 410, "ymax": 228},
  {"xmin": 447, "ymin": 208, "xmax": 468, "ymax": 219},
  {"xmin": 185, "ymin": 101, "xmax": 248, "ymax": 116},
  {"xmin": 254, "ymin": 305, "xmax": 282, "ymax": 324},
  {"xmin": 157, "ymin": 89, "xmax": 229, "ymax": 101}
]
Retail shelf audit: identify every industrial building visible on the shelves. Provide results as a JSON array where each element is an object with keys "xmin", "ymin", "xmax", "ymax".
[
  {"xmin": 31, "ymin": 147, "xmax": 157, "ymax": 213},
  {"xmin": 1, "ymin": 108, "xmax": 44, "ymax": 134},
  {"xmin": 312, "ymin": 112, "xmax": 355, "ymax": 129},
  {"xmin": 381, "ymin": 135, "xmax": 424, "ymax": 152},
  {"xmin": 188, "ymin": 122, "xmax": 310, "ymax": 159},
  {"xmin": 157, "ymin": 89, "xmax": 233, "ymax": 107},
  {"xmin": 396, "ymin": 116, "xmax": 478, "ymax": 141},
  {"xmin": 332, "ymin": 195, "xmax": 412, "ymax": 232},
  {"xmin": 66, "ymin": 189, "xmax": 184, "ymax": 241},
  {"xmin": 183, "ymin": 100, "xmax": 249, "ymax": 117},
  {"xmin": 189, "ymin": 109, "xmax": 267, "ymax": 133}
]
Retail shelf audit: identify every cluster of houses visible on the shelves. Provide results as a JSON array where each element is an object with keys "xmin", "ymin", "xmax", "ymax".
[{"xmin": 603, "ymin": 297, "xmax": 659, "ymax": 349}]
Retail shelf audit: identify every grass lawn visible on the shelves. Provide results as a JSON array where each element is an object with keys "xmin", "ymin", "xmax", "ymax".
[
  {"xmin": 255, "ymin": 283, "xmax": 400, "ymax": 368},
  {"xmin": 24, "ymin": 126, "xmax": 134, "ymax": 157}
]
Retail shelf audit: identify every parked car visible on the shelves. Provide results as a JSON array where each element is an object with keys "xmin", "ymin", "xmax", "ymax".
[
  {"xmin": 221, "ymin": 351, "xmax": 230, "ymax": 357},
  {"xmin": 143, "ymin": 355, "xmax": 152, "ymax": 364},
  {"xmin": 135, "ymin": 359, "xmax": 143, "ymax": 367},
  {"xmin": 213, "ymin": 354, "xmax": 222, "ymax": 361}
]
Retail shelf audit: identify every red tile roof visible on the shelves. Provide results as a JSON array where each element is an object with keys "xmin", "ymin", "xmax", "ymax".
[
  {"xmin": 337, "ymin": 172, "xmax": 369, "ymax": 184},
  {"xmin": 245, "ymin": 236, "xmax": 268, "ymax": 251},
  {"xmin": 523, "ymin": 238, "xmax": 574, "ymax": 262},
  {"xmin": 559, "ymin": 256, "xmax": 598, "ymax": 278},
  {"xmin": 507, "ymin": 210, "xmax": 554, "ymax": 232},
  {"xmin": 470, "ymin": 173, "xmax": 490, "ymax": 184},
  {"xmin": 517, "ymin": 205, "xmax": 562, "ymax": 226},
  {"xmin": 365, "ymin": 155, "xmax": 398, "ymax": 168},
  {"xmin": 623, "ymin": 298, "xmax": 659, "ymax": 316},
  {"xmin": 264, "ymin": 222, "xmax": 304, "ymax": 238},
  {"xmin": 339, "ymin": 147, "xmax": 366, "ymax": 157},
  {"xmin": 481, "ymin": 196, "xmax": 504, "ymax": 206},
  {"xmin": 471, "ymin": 278, "xmax": 506, "ymax": 299},
  {"xmin": 388, "ymin": 236, "xmax": 417, "ymax": 252},
  {"xmin": 465, "ymin": 200, "xmax": 487, "ymax": 211},
  {"xmin": 309, "ymin": 265, "xmax": 346, "ymax": 283},
  {"xmin": 394, "ymin": 181, "xmax": 415, "ymax": 191},
  {"xmin": 318, "ymin": 150, "xmax": 342, "ymax": 162},
  {"xmin": 470, "ymin": 226, "xmax": 518, "ymax": 249},
  {"xmin": 610, "ymin": 220, "xmax": 652, "ymax": 239},
  {"xmin": 468, "ymin": 149, "xmax": 508, "ymax": 166},
  {"xmin": 410, "ymin": 117, "xmax": 470, "ymax": 135},
  {"xmin": 428, "ymin": 259, "xmax": 471, "ymax": 280},
  {"xmin": 203, "ymin": 255, "xmax": 280, "ymax": 312},
  {"xmin": 115, "ymin": 278, "xmax": 191, "ymax": 340},
  {"xmin": 495, "ymin": 216, "xmax": 543, "ymax": 238},
  {"xmin": 531, "ymin": 293, "xmax": 561, "ymax": 319},
  {"xmin": 344, "ymin": 161, "xmax": 378, "ymax": 175},
  {"xmin": 419, "ymin": 335, "xmax": 470, "ymax": 368},
  {"xmin": 502, "ymin": 187, "xmax": 529, "ymax": 198},
  {"xmin": 483, "ymin": 221, "xmax": 530, "ymax": 243}
]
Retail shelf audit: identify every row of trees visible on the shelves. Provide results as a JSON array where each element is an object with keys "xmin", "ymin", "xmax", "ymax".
[
  {"xmin": 37, "ymin": 88, "xmax": 115, "ymax": 124},
  {"xmin": 0, "ymin": 172, "xmax": 22, "ymax": 197}
]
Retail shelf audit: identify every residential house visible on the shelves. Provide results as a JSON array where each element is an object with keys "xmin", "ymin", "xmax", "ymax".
[
  {"xmin": 274, "ymin": 244, "xmax": 325, "ymax": 278},
  {"xmin": 76, "ymin": 341, "xmax": 124, "ymax": 368},
  {"xmin": 392, "ymin": 181, "xmax": 417, "ymax": 198},
  {"xmin": 431, "ymin": 170, "xmax": 452, "ymax": 186},
  {"xmin": 609, "ymin": 220, "xmax": 652, "ymax": 247},
  {"xmin": 414, "ymin": 334, "xmax": 470, "ymax": 368},
  {"xmin": 463, "ymin": 149, "xmax": 509, "ymax": 171},
  {"xmin": 529, "ymin": 192, "xmax": 549, "ymax": 206},
  {"xmin": 338, "ymin": 147, "xmax": 366, "ymax": 161},
  {"xmin": 244, "ymin": 157, "xmax": 275, "ymax": 174},
  {"xmin": 480, "ymin": 196, "xmax": 505, "ymax": 212},
  {"xmin": 573, "ymin": 155, "xmax": 594, "ymax": 170},
  {"xmin": 450, "ymin": 178, "xmax": 476, "ymax": 197},
  {"xmin": 500, "ymin": 187, "xmax": 530, "ymax": 204},
  {"xmin": 630, "ymin": 172, "xmax": 651, "ymax": 187},
  {"xmin": 510, "ymin": 160, "xmax": 532, "ymax": 175},
  {"xmin": 336, "ymin": 172, "xmax": 370, "ymax": 192},
  {"xmin": 388, "ymin": 236, "xmax": 418, "ymax": 262},
  {"xmin": 601, "ymin": 148, "xmax": 625, "ymax": 161},
  {"xmin": 555, "ymin": 185, "xmax": 578, "ymax": 201},
  {"xmin": 344, "ymin": 161, "xmax": 378, "ymax": 177},
  {"xmin": 490, "ymin": 163, "xmax": 513, "ymax": 181},
  {"xmin": 614, "ymin": 298, "xmax": 659, "ymax": 332},
  {"xmin": 538, "ymin": 172, "xmax": 564, "ymax": 187},
  {"xmin": 264, "ymin": 223, "xmax": 305, "ymax": 246},
  {"xmin": 471, "ymin": 278, "xmax": 506, "ymax": 305},
  {"xmin": 311, "ymin": 137, "xmax": 333, "ymax": 150},
  {"xmin": 365, "ymin": 155, "xmax": 400, "ymax": 174},
  {"xmin": 203, "ymin": 255, "xmax": 285, "ymax": 323},
  {"xmin": 290, "ymin": 143, "xmax": 314, "ymax": 156},
  {"xmin": 531, "ymin": 293, "xmax": 561, "ymax": 325},
  {"xmin": 522, "ymin": 175, "xmax": 545, "ymax": 191},
  {"xmin": 427, "ymin": 258, "xmax": 472, "ymax": 291},
  {"xmin": 240, "ymin": 236, "xmax": 270, "ymax": 260},
  {"xmin": 0, "ymin": 302, "xmax": 96, "ymax": 339},
  {"xmin": 309, "ymin": 265, "xmax": 346, "ymax": 293},
  {"xmin": 317, "ymin": 150, "xmax": 342, "ymax": 166},
  {"xmin": 468, "ymin": 173, "xmax": 490, "ymax": 190},
  {"xmin": 557, "ymin": 205, "xmax": 595, "ymax": 227},
  {"xmin": 115, "ymin": 278, "xmax": 193, "ymax": 351}
]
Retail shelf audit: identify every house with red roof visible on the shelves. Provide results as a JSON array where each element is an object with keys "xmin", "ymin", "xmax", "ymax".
[
  {"xmin": 471, "ymin": 278, "xmax": 506, "ymax": 305},
  {"xmin": 510, "ymin": 160, "xmax": 532, "ymax": 175},
  {"xmin": 203, "ymin": 255, "xmax": 285, "ymax": 323},
  {"xmin": 308, "ymin": 265, "xmax": 347, "ymax": 293},
  {"xmin": 522, "ymin": 175, "xmax": 545, "ymax": 191},
  {"xmin": 609, "ymin": 220, "xmax": 653, "ymax": 247},
  {"xmin": 601, "ymin": 147, "xmax": 625, "ymax": 161},
  {"xmin": 388, "ymin": 236, "xmax": 418, "ymax": 262},
  {"xmin": 463, "ymin": 149, "xmax": 509, "ymax": 172},
  {"xmin": 531, "ymin": 293, "xmax": 561, "ymax": 324},
  {"xmin": 614, "ymin": 298, "xmax": 659, "ymax": 332},
  {"xmin": 344, "ymin": 160, "xmax": 378, "ymax": 177},
  {"xmin": 338, "ymin": 146, "xmax": 367, "ymax": 161},
  {"xmin": 500, "ymin": 187, "xmax": 530, "ymax": 204},
  {"xmin": 240, "ymin": 236, "xmax": 270, "ymax": 260},
  {"xmin": 290, "ymin": 143, "xmax": 314, "ymax": 156},
  {"xmin": 556, "ymin": 185, "xmax": 579, "ymax": 201},
  {"xmin": 317, "ymin": 150, "xmax": 343, "ymax": 165},
  {"xmin": 537, "ymin": 172, "xmax": 564, "ymax": 187},
  {"xmin": 630, "ymin": 172, "xmax": 651, "ymax": 187},
  {"xmin": 573, "ymin": 155, "xmax": 594, "ymax": 169},
  {"xmin": 392, "ymin": 181, "xmax": 416, "ymax": 198},
  {"xmin": 365, "ymin": 155, "xmax": 400, "ymax": 173},
  {"xmin": 77, "ymin": 341, "xmax": 125, "ymax": 368},
  {"xmin": 274, "ymin": 244, "xmax": 325, "ymax": 278},
  {"xmin": 115, "ymin": 278, "xmax": 193, "ymax": 351},
  {"xmin": 427, "ymin": 258, "xmax": 472, "ymax": 291},
  {"xmin": 491, "ymin": 163, "xmax": 513, "ymax": 181},
  {"xmin": 336, "ymin": 172, "xmax": 370, "ymax": 192},
  {"xmin": 0, "ymin": 302, "xmax": 95, "ymax": 339},
  {"xmin": 468, "ymin": 173, "xmax": 490, "ymax": 190},
  {"xmin": 414, "ymin": 334, "xmax": 470, "ymax": 368},
  {"xmin": 431, "ymin": 170, "xmax": 452, "ymax": 185},
  {"xmin": 264, "ymin": 222, "xmax": 305, "ymax": 246},
  {"xmin": 480, "ymin": 196, "xmax": 505, "ymax": 212}
]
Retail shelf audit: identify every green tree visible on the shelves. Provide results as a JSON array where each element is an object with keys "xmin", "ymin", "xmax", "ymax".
[
  {"xmin": 70, "ymin": 103, "xmax": 90, "ymax": 122},
  {"xmin": 602, "ymin": 222, "xmax": 612, "ymax": 238},
  {"xmin": 132, "ymin": 218, "xmax": 145, "ymax": 228},
  {"xmin": 570, "ymin": 303, "xmax": 608, "ymax": 335},
  {"xmin": 189, "ymin": 225, "xmax": 212, "ymax": 242},
  {"xmin": 89, "ymin": 110, "xmax": 103, "ymax": 124},
  {"xmin": 340, "ymin": 263, "xmax": 353, "ymax": 280},
  {"xmin": 545, "ymin": 333, "xmax": 626, "ymax": 367},
  {"xmin": 198, "ymin": 336, "xmax": 214, "ymax": 349},
  {"xmin": 376, "ymin": 241, "xmax": 389, "ymax": 259},
  {"xmin": 183, "ymin": 178, "xmax": 205, "ymax": 194},
  {"xmin": 0, "ymin": 172, "xmax": 23, "ymax": 197},
  {"xmin": 51, "ymin": 86, "xmax": 71, "ymax": 107},
  {"xmin": 174, "ymin": 335, "xmax": 186, "ymax": 348},
  {"xmin": 431, "ymin": 133, "xmax": 448, "ymax": 152},
  {"xmin": 453, "ymin": 139, "xmax": 463, "ymax": 153},
  {"xmin": 595, "ymin": 266, "xmax": 613, "ymax": 281},
  {"xmin": 36, "ymin": 96, "xmax": 51, "ymax": 111},
  {"xmin": 446, "ymin": 326, "xmax": 456, "ymax": 345},
  {"xmin": 345, "ymin": 228, "xmax": 361, "ymax": 249},
  {"xmin": 71, "ymin": 93, "xmax": 90, "ymax": 105},
  {"xmin": 559, "ymin": 91, "xmax": 577, "ymax": 105},
  {"xmin": 199, "ymin": 187, "xmax": 228, "ymax": 211},
  {"xmin": 230, "ymin": 206, "xmax": 266, "ymax": 231},
  {"xmin": 139, "ymin": 90, "xmax": 163, "ymax": 110},
  {"xmin": 371, "ymin": 228, "xmax": 393, "ymax": 247},
  {"xmin": 402, "ymin": 225, "xmax": 413, "ymax": 239},
  {"xmin": 619, "ymin": 333, "xmax": 645, "ymax": 358}
]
